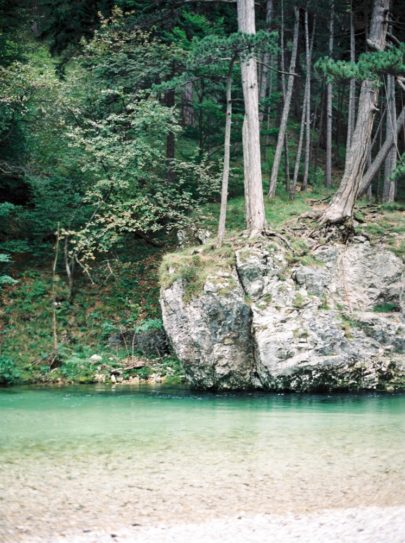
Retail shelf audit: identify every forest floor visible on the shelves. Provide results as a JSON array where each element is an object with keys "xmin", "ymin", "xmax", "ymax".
[{"xmin": 1, "ymin": 189, "xmax": 404, "ymax": 386}]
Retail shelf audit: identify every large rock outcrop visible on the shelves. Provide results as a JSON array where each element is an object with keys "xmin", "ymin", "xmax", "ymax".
[{"xmin": 160, "ymin": 238, "xmax": 404, "ymax": 391}]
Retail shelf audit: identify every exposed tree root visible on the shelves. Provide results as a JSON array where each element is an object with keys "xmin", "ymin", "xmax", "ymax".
[{"xmin": 263, "ymin": 228, "xmax": 295, "ymax": 253}]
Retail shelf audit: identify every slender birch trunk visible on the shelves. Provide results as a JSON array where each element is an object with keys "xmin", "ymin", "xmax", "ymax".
[
  {"xmin": 346, "ymin": 5, "xmax": 356, "ymax": 152},
  {"xmin": 325, "ymin": 1, "xmax": 334, "ymax": 187},
  {"xmin": 237, "ymin": 0, "xmax": 266, "ymax": 234},
  {"xmin": 268, "ymin": 5, "xmax": 299, "ymax": 197},
  {"xmin": 217, "ymin": 66, "xmax": 233, "ymax": 246},
  {"xmin": 321, "ymin": 0, "xmax": 390, "ymax": 224}
]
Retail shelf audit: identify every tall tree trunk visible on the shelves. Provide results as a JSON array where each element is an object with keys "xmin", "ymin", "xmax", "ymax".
[
  {"xmin": 217, "ymin": 66, "xmax": 233, "ymax": 246},
  {"xmin": 165, "ymin": 88, "xmax": 176, "ymax": 183},
  {"xmin": 313, "ymin": 81, "xmax": 325, "ymax": 170},
  {"xmin": 259, "ymin": 0, "xmax": 273, "ymax": 122},
  {"xmin": 358, "ymin": 105, "xmax": 405, "ymax": 196},
  {"xmin": 346, "ymin": 5, "xmax": 356, "ymax": 152},
  {"xmin": 279, "ymin": 0, "xmax": 291, "ymax": 187},
  {"xmin": 303, "ymin": 12, "xmax": 316, "ymax": 191},
  {"xmin": 268, "ymin": 5, "xmax": 299, "ymax": 197},
  {"xmin": 320, "ymin": 0, "xmax": 390, "ymax": 224},
  {"xmin": 293, "ymin": 11, "xmax": 315, "ymax": 196},
  {"xmin": 292, "ymin": 86, "xmax": 307, "ymax": 196},
  {"xmin": 265, "ymin": 52, "xmax": 274, "ymax": 146},
  {"xmin": 383, "ymin": 82, "xmax": 397, "ymax": 202},
  {"xmin": 196, "ymin": 82, "xmax": 205, "ymax": 156},
  {"xmin": 237, "ymin": 0, "xmax": 266, "ymax": 234},
  {"xmin": 366, "ymin": 142, "xmax": 373, "ymax": 200},
  {"xmin": 325, "ymin": 1, "xmax": 334, "ymax": 187},
  {"xmin": 243, "ymin": 117, "xmax": 251, "ymax": 224},
  {"xmin": 182, "ymin": 81, "xmax": 194, "ymax": 127}
]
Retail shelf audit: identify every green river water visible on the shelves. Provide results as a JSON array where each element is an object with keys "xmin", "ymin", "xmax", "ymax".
[{"xmin": 1, "ymin": 385, "xmax": 404, "ymax": 541}]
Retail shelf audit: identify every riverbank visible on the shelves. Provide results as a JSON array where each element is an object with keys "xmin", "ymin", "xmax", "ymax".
[
  {"xmin": 19, "ymin": 507, "xmax": 405, "ymax": 543},
  {"xmin": 2, "ymin": 194, "xmax": 403, "ymax": 388}
]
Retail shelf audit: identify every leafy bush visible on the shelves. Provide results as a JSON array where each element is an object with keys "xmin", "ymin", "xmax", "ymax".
[
  {"xmin": 59, "ymin": 356, "xmax": 97, "ymax": 383},
  {"xmin": 0, "ymin": 253, "xmax": 17, "ymax": 289},
  {"xmin": 0, "ymin": 356, "xmax": 20, "ymax": 385},
  {"xmin": 134, "ymin": 318, "xmax": 164, "ymax": 333},
  {"xmin": 373, "ymin": 302, "xmax": 400, "ymax": 313}
]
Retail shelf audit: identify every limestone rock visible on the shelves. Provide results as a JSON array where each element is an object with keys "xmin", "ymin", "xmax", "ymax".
[
  {"xmin": 160, "ymin": 239, "xmax": 405, "ymax": 392},
  {"xmin": 89, "ymin": 354, "xmax": 103, "ymax": 363},
  {"xmin": 177, "ymin": 226, "xmax": 211, "ymax": 248},
  {"xmin": 160, "ymin": 270, "xmax": 255, "ymax": 389}
]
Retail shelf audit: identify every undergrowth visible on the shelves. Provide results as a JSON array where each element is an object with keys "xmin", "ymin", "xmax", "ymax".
[{"xmin": 0, "ymin": 243, "xmax": 183, "ymax": 385}]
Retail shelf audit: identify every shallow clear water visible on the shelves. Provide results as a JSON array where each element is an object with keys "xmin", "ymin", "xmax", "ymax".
[{"xmin": 1, "ymin": 385, "xmax": 404, "ymax": 541}]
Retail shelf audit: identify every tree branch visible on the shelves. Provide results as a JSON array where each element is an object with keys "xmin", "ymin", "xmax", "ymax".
[
  {"xmin": 257, "ymin": 61, "xmax": 299, "ymax": 78},
  {"xmin": 397, "ymin": 76, "xmax": 405, "ymax": 92},
  {"xmin": 358, "ymin": 105, "xmax": 405, "ymax": 196}
]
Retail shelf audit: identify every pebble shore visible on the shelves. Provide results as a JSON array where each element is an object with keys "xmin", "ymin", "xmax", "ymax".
[{"xmin": 21, "ymin": 506, "xmax": 405, "ymax": 543}]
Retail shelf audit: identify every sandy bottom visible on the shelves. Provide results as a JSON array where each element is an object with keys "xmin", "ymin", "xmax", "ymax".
[
  {"xmin": 1, "ymin": 388, "xmax": 404, "ymax": 542},
  {"xmin": 11, "ymin": 507, "xmax": 405, "ymax": 543},
  {"xmin": 2, "ymin": 439, "xmax": 405, "ymax": 542}
]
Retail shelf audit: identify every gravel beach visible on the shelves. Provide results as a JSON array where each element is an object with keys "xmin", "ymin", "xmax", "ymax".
[{"xmin": 15, "ymin": 506, "xmax": 405, "ymax": 543}]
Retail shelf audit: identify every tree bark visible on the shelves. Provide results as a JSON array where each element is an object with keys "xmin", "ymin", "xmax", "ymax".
[
  {"xmin": 268, "ymin": 5, "xmax": 299, "ymax": 198},
  {"xmin": 217, "ymin": 66, "xmax": 233, "ymax": 246},
  {"xmin": 346, "ymin": 5, "xmax": 356, "ymax": 152},
  {"xmin": 358, "ymin": 105, "xmax": 405, "ymax": 196},
  {"xmin": 383, "ymin": 81, "xmax": 397, "ymax": 202},
  {"xmin": 238, "ymin": 0, "xmax": 266, "ymax": 234},
  {"xmin": 320, "ymin": 0, "xmax": 390, "ymax": 224},
  {"xmin": 243, "ymin": 117, "xmax": 251, "ymax": 224},
  {"xmin": 325, "ymin": 1, "xmax": 334, "ymax": 187}
]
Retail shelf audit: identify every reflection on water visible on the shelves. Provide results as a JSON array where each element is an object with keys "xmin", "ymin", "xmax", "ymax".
[{"xmin": 1, "ymin": 385, "xmax": 405, "ymax": 541}]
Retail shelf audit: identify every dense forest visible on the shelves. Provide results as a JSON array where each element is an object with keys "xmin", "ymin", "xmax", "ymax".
[{"xmin": 1, "ymin": 0, "xmax": 404, "ymax": 385}]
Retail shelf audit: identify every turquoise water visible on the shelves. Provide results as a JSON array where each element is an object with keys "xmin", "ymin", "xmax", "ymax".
[{"xmin": 1, "ymin": 386, "xmax": 405, "ymax": 541}]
